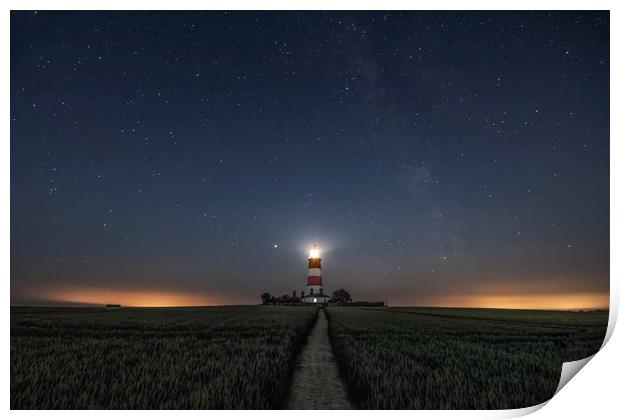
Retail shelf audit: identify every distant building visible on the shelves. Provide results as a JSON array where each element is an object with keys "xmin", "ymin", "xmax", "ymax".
[
  {"xmin": 302, "ymin": 245, "xmax": 329, "ymax": 304},
  {"xmin": 105, "ymin": 304, "xmax": 121, "ymax": 309}
]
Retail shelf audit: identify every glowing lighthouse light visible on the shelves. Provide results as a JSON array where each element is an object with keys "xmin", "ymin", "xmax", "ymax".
[
  {"xmin": 309, "ymin": 247, "xmax": 320, "ymax": 259},
  {"xmin": 302, "ymin": 245, "xmax": 329, "ymax": 304}
]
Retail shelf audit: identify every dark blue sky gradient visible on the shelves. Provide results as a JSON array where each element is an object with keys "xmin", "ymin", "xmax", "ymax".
[{"xmin": 11, "ymin": 11, "xmax": 609, "ymax": 307}]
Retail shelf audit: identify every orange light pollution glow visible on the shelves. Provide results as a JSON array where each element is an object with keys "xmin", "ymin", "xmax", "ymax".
[
  {"xmin": 391, "ymin": 292, "xmax": 609, "ymax": 311},
  {"xmin": 42, "ymin": 288, "xmax": 610, "ymax": 310},
  {"xmin": 47, "ymin": 289, "xmax": 216, "ymax": 307}
]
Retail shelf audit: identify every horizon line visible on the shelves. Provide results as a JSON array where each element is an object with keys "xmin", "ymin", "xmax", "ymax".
[{"xmin": 9, "ymin": 303, "xmax": 610, "ymax": 312}]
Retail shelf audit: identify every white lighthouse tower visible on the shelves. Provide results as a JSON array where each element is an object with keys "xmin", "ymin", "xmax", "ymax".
[{"xmin": 302, "ymin": 245, "xmax": 329, "ymax": 304}]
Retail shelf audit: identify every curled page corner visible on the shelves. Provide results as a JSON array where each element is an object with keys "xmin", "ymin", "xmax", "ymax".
[
  {"xmin": 546, "ymin": 306, "xmax": 616, "ymax": 404},
  {"xmin": 497, "ymin": 351, "xmax": 603, "ymax": 418},
  {"xmin": 554, "ymin": 354, "xmax": 595, "ymax": 396}
]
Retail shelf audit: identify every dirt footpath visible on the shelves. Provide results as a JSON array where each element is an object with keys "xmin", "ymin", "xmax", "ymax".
[{"xmin": 286, "ymin": 308, "xmax": 354, "ymax": 409}]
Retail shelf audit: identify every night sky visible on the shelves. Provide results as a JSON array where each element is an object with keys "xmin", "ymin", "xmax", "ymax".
[{"xmin": 11, "ymin": 11, "xmax": 609, "ymax": 308}]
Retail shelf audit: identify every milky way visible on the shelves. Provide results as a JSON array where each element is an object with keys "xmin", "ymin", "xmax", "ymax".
[{"xmin": 11, "ymin": 11, "xmax": 609, "ymax": 308}]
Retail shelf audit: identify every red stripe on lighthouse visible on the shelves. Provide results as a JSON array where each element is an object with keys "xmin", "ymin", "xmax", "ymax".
[{"xmin": 307, "ymin": 276, "xmax": 323, "ymax": 286}]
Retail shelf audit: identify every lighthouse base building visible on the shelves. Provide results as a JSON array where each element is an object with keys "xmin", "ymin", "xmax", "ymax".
[{"xmin": 302, "ymin": 246, "xmax": 330, "ymax": 304}]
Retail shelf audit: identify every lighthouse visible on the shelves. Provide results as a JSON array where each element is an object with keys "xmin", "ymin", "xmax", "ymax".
[{"xmin": 302, "ymin": 245, "xmax": 329, "ymax": 304}]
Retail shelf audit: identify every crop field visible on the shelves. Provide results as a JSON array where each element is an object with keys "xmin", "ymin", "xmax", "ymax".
[
  {"xmin": 11, "ymin": 305, "xmax": 318, "ymax": 409},
  {"xmin": 326, "ymin": 306, "xmax": 608, "ymax": 409},
  {"xmin": 11, "ymin": 304, "xmax": 609, "ymax": 410}
]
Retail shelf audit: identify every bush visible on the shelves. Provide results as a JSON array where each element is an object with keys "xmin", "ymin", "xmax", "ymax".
[{"xmin": 337, "ymin": 301, "xmax": 384, "ymax": 307}]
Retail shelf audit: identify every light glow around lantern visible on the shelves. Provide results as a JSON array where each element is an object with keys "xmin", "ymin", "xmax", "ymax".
[{"xmin": 309, "ymin": 246, "xmax": 320, "ymax": 259}]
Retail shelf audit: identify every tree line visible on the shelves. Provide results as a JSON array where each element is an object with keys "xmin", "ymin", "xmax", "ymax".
[{"xmin": 260, "ymin": 289, "xmax": 353, "ymax": 305}]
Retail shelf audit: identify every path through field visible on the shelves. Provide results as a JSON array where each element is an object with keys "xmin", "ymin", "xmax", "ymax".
[{"xmin": 286, "ymin": 309, "xmax": 353, "ymax": 409}]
